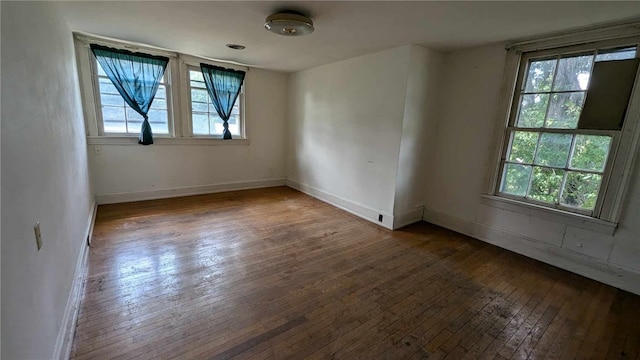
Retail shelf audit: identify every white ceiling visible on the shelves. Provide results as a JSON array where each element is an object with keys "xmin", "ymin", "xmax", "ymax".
[{"xmin": 58, "ymin": 1, "xmax": 640, "ymax": 73}]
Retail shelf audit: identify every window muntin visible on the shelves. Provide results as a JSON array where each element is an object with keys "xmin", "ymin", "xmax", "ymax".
[
  {"xmin": 188, "ymin": 68, "xmax": 242, "ymax": 137},
  {"xmin": 497, "ymin": 44, "xmax": 637, "ymax": 215},
  {"xmin": 94, "ymin": 60, "xmax": 170, "ymax": 135}
]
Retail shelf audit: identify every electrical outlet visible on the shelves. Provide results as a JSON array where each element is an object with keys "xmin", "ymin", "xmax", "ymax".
[
  {"xmin": 94, "ymin": 146, "xmax": 103, "ymax": 155},
  {"xmin": 34, "ymin": 222, "xmax": 43, "ymax": 251}
]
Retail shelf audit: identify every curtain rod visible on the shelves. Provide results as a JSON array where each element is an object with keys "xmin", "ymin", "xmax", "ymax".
[{"xmin": 74, "ymin": 32, "xmax": 253, "ymax": 70}]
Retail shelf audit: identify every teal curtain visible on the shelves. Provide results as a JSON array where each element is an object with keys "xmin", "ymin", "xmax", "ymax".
[
  {"xmin": 200, "ymin": 64, "xmax": 246, "ymax": 139},
  {"xmin": 91, "ymin": 44, "xmax": 169, "ymax": 145}
]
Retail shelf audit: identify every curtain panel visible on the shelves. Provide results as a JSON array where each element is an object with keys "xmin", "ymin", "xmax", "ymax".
[
  {"xmin": 91, "ymin": 44, "xmax": 169, "ymax": 145},
  {"xmin": 199, "ymin": 64, "xmax": 246, "ymax": 140}
]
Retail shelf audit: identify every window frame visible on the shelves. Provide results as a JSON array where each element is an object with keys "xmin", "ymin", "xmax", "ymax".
[
  {"xmin": 89, "ymin": 53, "xmax": 175, "ymax": 137},
  {"xmin": 185, "ymin": 64, "xmax": 245, "ymax": 139},
  {"xmin": 74, "ymin": 33, "xmax": 250, "ymax": 145},
  {"xmin": 485, "ymin": 32, "xmax": 640, "ymax": 227}
]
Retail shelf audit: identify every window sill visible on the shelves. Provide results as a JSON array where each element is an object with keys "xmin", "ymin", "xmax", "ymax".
[
  {"xmin": 86, "ymin": 136, "xmax": 249, "ymax": 146},
  {"xmin": 480, "ymin": 194, "xmax": 617, "ymax": 235}
]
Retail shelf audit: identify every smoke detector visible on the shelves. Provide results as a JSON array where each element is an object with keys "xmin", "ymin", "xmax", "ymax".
[{"xmin": 264, "ymin": 11, "xmax": 314, "ymax": 36}]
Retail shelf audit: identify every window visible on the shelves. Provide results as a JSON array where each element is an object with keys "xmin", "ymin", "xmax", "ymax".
[
  {"xmin": 75, "ymin": 34, "xmax": 249, "ymax": 144},
  {"xmin": 94, "ymin": 57, "xmax": 171, "ymax": 135},
  {"xmin": 188, "ymin": 68, "xmax": 243, "ymax": 137},
  {"xmin": 495, "ymin": 38, "xmax": 640, "ymax": 219}
]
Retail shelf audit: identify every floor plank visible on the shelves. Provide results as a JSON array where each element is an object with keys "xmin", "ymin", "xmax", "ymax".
[{"xmin": 70, "ymin": 187, "xmax": 640, "ymax": 359}]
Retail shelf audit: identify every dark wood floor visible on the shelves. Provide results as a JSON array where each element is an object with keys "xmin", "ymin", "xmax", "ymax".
[{"xmin": 70, "ymin": 187, "xmax": 640, "ymax": 360}]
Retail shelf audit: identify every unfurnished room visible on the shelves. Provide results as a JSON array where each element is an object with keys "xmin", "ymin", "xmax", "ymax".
[{"xmin": 2, "ymin": 1, "xmax": 640, "ymax": 359}]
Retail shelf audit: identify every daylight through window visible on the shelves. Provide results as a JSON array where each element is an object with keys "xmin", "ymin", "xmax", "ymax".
[
  {"xmin": 498, "ymin": 45, "xmax": 638, "ymax": 215},
  {"xmin": 189, "ymin": 69, "xmax": 242, "ymax": 137},
  {"xmin": 95, "ymin": 61, "xmax": 170, "ymax": 135}
]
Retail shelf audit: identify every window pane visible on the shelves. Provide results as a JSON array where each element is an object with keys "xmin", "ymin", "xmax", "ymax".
[
  {"xmin": 96, "ymin": 61, "xmax": 107, "ymax": 76},
  {"xmin": 229, "ymin": 103, "xmax": 241, "ymax": 135},
  {"xmin": 150, "ymin": 97, "xmax": 166, "ymax": 110},
  {"xmin": 546, "ymin": 92, "xmax": 584, "ymax": 129},
  {"xmin": 103, "ymin": 119, "xmax": 126, "ymax": 133},
  {"xmin": 227, "ymin": 113, "xmax": 237, "ymax": 125},
  {"xmin": 528, "ymin": 167, "xmax": 564, "ymax": 203},
  {"xmin": 125, "ymin": 109, "xmax": 142, "ymax": 134},
  {"xmin": 191, "ymin": 89, "xmax": 209, "ymax": 103},
  {"xmin": 570, "ymin": 135, "xmax": 611, "ymax": 172},
  {"xmin": 124, "ymin": 108, "xmax": 168, "ymax": 135},
  {"xmin": 102, "ymin": 105, "xmax": 124, "ymax": 121},
  {"xmin": 561, "ymin": 172, "xmax": 602, "ymax": 210},
  {"xmin": 127, "ymin": 120, "xmax": 143, "ymax": 133},
  {"xmin": 508, "ymin": 131, "xmax": 539, "ymax": 164},
  {"xmin": 189, "ymin": 72, "xmax": 242, "ymax": 137},
  {"xmin": 150, "ymin": 123, "xmax": 169, "ymax": 134},
  {"xmin": 155, "ymin": 86, "xmax": 167, "ymax": 99},
  {"xmin": 189, "ymin": 70, "xmax": 204, "ymax": 86},
  {"xmin": 210, "ymin": 114, "xmax": 224, "ymax": 135},
  {"xmin": 596, "ymin": 47, "xmax": 637, "ymax": 62},
  {"xmin": 501, "ymin": 164, "xmax": 531, "ymax": 196},
  {"xmin": 100, "ymin": 93, "xmax": 124, "ymax": 107},
  {"xmin": 147, "ymin": 109, "xmax": 169, "ymax": 134},
  {"xmin": 98, "ymin": 78, "xmax": 119, "ymax": 94},
  {"xmin": 126, "ymin": 108, "xmax": 143, "ymax": 121},
  {"xmin": 553, "ymin": 55, "xmax": 593, "ymax": 91},
  {"xmin": 228, "ymin": 117, "xmax": 240, "ymax": 135},
  {"xmin": 516, "ymin": 94, "xmax": 548, "ymax": 128},
  {"xmin": 192, "ymin": 113, "xmax": 209, "ymax": 135},
  {"xmin": 535, "ymin": 133, "xmax": 572, "ymax": 168},
  {"xmin": 102, "ymin": 105, "xmax": 126, "ymax": 133},
  {"xmin": 524, "ymin": 59, "xmax": 556, "ymax": 92},
  {"xmin": 192, "ymin": 101, "xmax": 208, "ymax": 113}
]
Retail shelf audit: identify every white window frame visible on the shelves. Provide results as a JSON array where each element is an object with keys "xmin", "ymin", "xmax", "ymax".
[
  {"xmin": 90, "ymin": 53, "xmax": 174, "ymax": 137},
  {"xmin": 483, "ymin": 25, "xmax": 640, "ymax": 233},
  {"xmin": 184, "ymin": 63, "xmax": 245, "ymax": 139},
  {"xmin": 74, "ymin": 33, "xmax": 249, "ymax": 146}
]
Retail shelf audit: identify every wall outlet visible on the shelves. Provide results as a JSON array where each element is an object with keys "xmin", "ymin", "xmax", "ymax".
[
  {"xmin": 94, "ymin": 146, "xmax": 103, "ymax": 155},
  {"xmin": 34, "ymin": 222, "xmax": 43, "ymax": 251}
]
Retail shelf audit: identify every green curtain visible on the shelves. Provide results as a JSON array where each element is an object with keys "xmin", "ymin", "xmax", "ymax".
[
  {"xmin": 200, "ymin": 64, "xmax": 246, "ymax": 139},
  {"xmin": 91, "ymin": 44, "xmax": 169, "ymax": 145}
]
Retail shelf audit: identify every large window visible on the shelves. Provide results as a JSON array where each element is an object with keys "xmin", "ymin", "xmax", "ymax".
[
  {"xmin": 188, "ymin": 68, "xmax": 242, "ymax": 137},
  {"xmin": 496, "ymin": 39, "xmax": 640, "ymax": 218},
  {"xmin": 94, "ymin": 61, "xmax": 170, "ymax": 135},
  {"xmin": 75, "ymin": 35, "xmax": 248, "ymax": 142}
]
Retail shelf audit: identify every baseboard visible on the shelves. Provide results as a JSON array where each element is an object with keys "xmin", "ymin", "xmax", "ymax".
[
  {"xmin": 53, "ymin": 201, "xmax": 96, "ymax": 359},
  {"xmin": 95, "ymin": 178, "xmax": 287, "ymax": 205},
  {"xmin": 422, "ymin": 207, "xmax": 640, "ymax": 295},
  {"xmin": 393, "ymin": 206, "xmax": 424, "ymax": 230},
  {"xmin": 285, "ymin": 179, "xmax": 394, "ymax": 229}
]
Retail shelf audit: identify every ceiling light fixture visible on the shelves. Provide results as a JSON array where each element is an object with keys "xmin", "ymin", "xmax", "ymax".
[
  {"xmin": 264, "ymin": 11, "xmax": 314, "ymax": 36},
  {"xmin": 226, "ymin": 44, "xmax": 246, "ymax": 50}
]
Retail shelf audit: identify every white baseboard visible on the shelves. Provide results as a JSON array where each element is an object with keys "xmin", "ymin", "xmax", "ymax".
[
  {"xmin": 393, "ymin": 206, "xmax": 424, "ymax": 230},
  {"xmin": 53, "ymin": 201, "xmax": 96, "ymax": 360},
  {"xmin": 422, "ymin": 207, "xmax": 640, "ymax": 295},
  {"xmin": 285, "ymin": 179, "xmax": 394, "ymax": 229},
  {"xmin": 95, "ymin": 178, "xmax": 287, "ymax": 205}
]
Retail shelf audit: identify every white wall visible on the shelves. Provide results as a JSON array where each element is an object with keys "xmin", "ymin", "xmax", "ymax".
[
  {"xmin": 393, "ymin": 46, "xmax": 444, "ymax": 226},
  {"xmin": 287, "ymin": 45, "xmax": 413, "ymax": 227},
  {"xmin": 423, "ymin": 44, "xmax": 640, "ymax": 294},
  {"xmin": 89, "ymin": 68, "xmax": 288, "ymax": 203},
  {"xmin": 1, "ymin": 2, "xmax": 94, "ymax": 358},
  {"xmin": 287, "ymin": 45, "xmax": 444, "ymax": 229}
]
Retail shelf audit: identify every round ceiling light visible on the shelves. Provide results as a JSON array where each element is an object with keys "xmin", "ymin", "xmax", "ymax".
[{"xmin": 264, "ymin": 11, "xmax": 314, "ymax": 36}]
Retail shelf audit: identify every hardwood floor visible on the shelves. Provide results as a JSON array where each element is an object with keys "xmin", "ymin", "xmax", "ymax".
[{"xmin": 70, "ymin": 187, "xmax": 640, "ymax": 360}]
